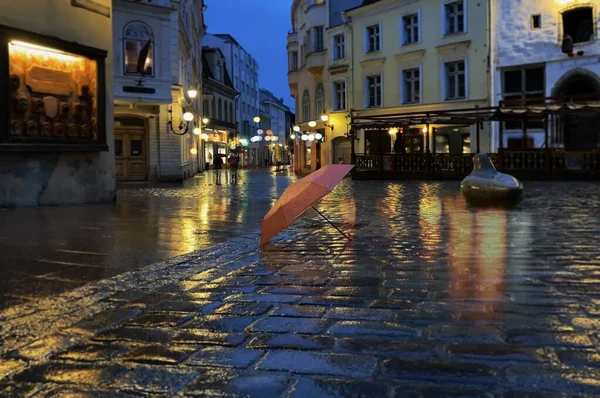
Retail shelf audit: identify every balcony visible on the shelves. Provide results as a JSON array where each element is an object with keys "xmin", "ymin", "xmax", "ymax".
[
  {"xmin": 287, "ymin": 30, "xmax": 298, "ymax": 48},
  {"xmin": 306, "ymin": 51, "xmax": 325, "ymax": 75},
  {"xmin": 288, "ymin": 69, "xmax": 299, "ymax": 95}
]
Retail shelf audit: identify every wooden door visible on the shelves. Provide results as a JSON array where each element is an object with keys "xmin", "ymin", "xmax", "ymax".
[
  {"xmin": 114, "ymin": 131, "xmax": 126, "ymax": 179},
  {"xmin": 114, "ymin": 126, "xmax": 148, "ymax": 181}
]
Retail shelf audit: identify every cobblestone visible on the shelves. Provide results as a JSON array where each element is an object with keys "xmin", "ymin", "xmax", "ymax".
[
  {"xmin": 113, "ymin": 366, "xmax": 199, "ymax": 394},
  {"xmin": 258, "ymin": 351, "xmax": 378, "ymax": 378},
  {"xmin": 182, "ymin": 369, "xmax": 294, "ymax": 397},
  {"xmin": 247, "ymin": 333, "xmax": 334, "ymax": 350},
  {"xmin": 188, "ymin": 346, "xmax": 264, "ymax": 368},
  {"xmin": 289, "ymin": 378, "xmax": 392, "ymax": 398},
  {"xmin": 248, "ymin": 317, "xmax": 330, "ymax": 334},
  {"xmin": 3, "ymin": 177, "xmax": 600, "ymax": 396}
]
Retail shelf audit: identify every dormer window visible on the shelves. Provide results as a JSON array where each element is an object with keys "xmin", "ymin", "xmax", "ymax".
[
  {"xmin": 124, "ymin": 21, "xmax": 154, "ymax": 77},
  {"xmin": 562, "ymin": 6, "xmax": 594, "ymax": 44},
  {"xmin": 215, "ymin": 61, "xmax": 222, "ymax": 81}
]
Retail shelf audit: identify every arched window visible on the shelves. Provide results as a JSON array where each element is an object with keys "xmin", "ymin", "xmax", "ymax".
[
  {"xmin": 229, "ymin": 103, "xmax": 234, "ymax": 122},
  {"xmin": 315, "ymin": 83, "xmax": 325, "ymax": 118},
  {"xmin": 224, "ymin": 101, "xmax": 228, "ymax": 122},
  {"xmin": 124, "ymin": 21, "xmax": 154, "ymax": 76},
  {"xmin": 302, "ymin": 90, "xmax": 310, "ymax": 122},
  {"xmin": 215, "ymin": 61, "xmax": 222, "ymax": 81},
  {"xmin": 218, "ymin": 98, "xmax": 223, "ymax": 120}
]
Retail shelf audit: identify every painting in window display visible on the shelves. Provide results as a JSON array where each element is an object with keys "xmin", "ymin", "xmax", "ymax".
[{"xmin": 8, "ymin": 40, "xmax": 98, "ymax": 142}]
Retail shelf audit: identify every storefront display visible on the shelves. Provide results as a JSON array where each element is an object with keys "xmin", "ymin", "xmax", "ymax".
[{"xmin": 0, "ymin": 26, "xmax": 107, "ymax": 150}]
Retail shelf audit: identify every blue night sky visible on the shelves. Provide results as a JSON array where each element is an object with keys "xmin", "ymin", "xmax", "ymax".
[{"xmin": 204, "ymin": 0, "xmax": 294, "ymax": 110}]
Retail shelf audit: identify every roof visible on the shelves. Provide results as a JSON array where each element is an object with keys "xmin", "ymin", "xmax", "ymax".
[
  {"xmin": 345, "ymin": 0, "xmax": 383, "ymax": 14},
  {"xmin": 202, "ymin": 47, "xmax": 235, "ymax": 91}
]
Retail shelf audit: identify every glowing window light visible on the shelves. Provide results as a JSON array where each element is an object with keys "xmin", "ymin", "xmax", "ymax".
[{"xmin": 9, "ymin": 40, "xmax": 83, "ymax": 63}]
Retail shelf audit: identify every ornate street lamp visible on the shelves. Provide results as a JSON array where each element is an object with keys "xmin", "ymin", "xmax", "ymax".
[{"xmin": 167, "ymin": 107, "xmax": 194, "ymax": 135}]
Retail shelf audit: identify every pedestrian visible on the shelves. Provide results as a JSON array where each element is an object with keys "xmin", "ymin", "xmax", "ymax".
[
  {"xmin": 338, "ymin": 157, "xmax": 344, "ymax": 164},
  {"xmin": 228, "ymin": 153, "xmax": 240, "ymax": 183},
  {"xmin": 213, "ymin": 154, "xmax": 223, "ymax": 184}
]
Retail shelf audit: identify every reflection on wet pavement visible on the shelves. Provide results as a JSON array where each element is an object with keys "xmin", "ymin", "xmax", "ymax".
[
  {"xmin": 0, "ymin": 169, "xmax": 296, "ymax": 309},
  {"xmin": 3, "ymin": 171, "xmax": 600, "ymax": 396}
]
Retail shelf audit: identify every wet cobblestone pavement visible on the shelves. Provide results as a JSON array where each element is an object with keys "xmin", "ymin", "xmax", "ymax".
[
  {"xmin": 3, "ymin": 172, "xmax": 600, "ymax": 396},
  {"xmin": 0, "ymin": 169, "xmax": 295, "ymax": 310}
]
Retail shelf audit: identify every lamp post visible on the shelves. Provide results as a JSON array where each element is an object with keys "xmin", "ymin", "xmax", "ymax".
[{"xmin": 197, "ymin": 118, "xmax": 210, "ymax": 171}]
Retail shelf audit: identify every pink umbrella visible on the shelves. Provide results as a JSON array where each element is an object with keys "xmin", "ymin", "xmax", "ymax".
[{"xmin": 260, "ymin": 164, "xmax": 354, "ymax": 246}]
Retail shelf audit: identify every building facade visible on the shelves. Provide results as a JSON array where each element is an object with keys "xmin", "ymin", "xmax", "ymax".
[
  {"xmin": 288, "ymin": 0, "xmax": 362, "ymax": 173},
  {"xmin": 113, "ymin": 0, "xmax": 205, "ymax": 181},
  {"xmin": 347, "ymin": 0, "xmax": 491, "ymax": 157},
  {"xmin": 288, "ymin": 0, "xmax": 492, "ymax": 174},
  {"xmin": 201, "ymin": 47, "xmax": 238, "ymax": 169},
  {"xmin": 203, "ymin": 33, "xmax": 260, "ymax": 160},
  {"xmin": 260, "ymin": 89, "xmax": 288, "ymax": 163},
  {"xmin": 1, "ymin": 0, "xmax": 115, "ymax": 207},
  {"xmin": 491, "ymin": 0, "xmax": 600, "ymax": 151}
]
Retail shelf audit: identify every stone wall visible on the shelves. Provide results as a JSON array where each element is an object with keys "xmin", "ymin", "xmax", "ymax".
[{"xmin": 0, "ymin": 0, "xmax": 115, "ymax": 207}]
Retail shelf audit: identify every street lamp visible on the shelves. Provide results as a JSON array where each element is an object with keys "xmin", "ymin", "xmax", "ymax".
[
  {"xmin": 253, "ymin": 116, "xmax": 261, "ymax": 123},
  {"xmin": 187, "ymin": 89, "xmax": 198, "ymax": 98},
  {"xmin": 293, "ymin": 125, "xmax": 301, "ymax": 132},
  {"xmin": 308, "ymin": 121, "xmax": 317, "ymax": 128},
  {"xmin": 321, "ymin": 112, "xmax": 334, "ymax": 131},
  {"xmin": 167, "ymin": 107, "xmax": 195, "ymax": 135}
]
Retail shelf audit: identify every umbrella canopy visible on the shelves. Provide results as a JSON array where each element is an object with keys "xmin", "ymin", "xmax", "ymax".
[{"xmin": 260, "ymin": 164, "xmax": 354, "ymax": 246}]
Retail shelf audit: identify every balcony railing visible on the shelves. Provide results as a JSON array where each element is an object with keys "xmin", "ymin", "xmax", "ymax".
[{"xmin": 353, "ymin": 151, "xmax": 600, "ymax": 179}]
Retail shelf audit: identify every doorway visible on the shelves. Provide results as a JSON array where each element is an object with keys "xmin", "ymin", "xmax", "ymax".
[
  {"xmin": 332, "ymin": 136, "xmax": 351, "ymax": 164},
  {"xmin": 553, "ymin": 71, "xmax": 600, "ymax": 150},
  {"xmin": 114, "ymin": 116, "xmax": 148, "ymax": 181}
]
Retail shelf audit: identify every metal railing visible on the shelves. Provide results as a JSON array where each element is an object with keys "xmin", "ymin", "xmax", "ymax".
[{"xmin": 353, "ymin": 151, "xmax": 600, "ymax": 178}]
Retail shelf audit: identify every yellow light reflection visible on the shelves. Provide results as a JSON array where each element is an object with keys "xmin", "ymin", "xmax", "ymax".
[{"xmin": 10, "ymin": 41, "xmax": 84, "ymax": 63}]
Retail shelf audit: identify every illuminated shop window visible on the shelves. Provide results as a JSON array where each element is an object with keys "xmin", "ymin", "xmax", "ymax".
[{"xmin": 7, "ymin": 40, "xmax": 100, "ymax": 143}]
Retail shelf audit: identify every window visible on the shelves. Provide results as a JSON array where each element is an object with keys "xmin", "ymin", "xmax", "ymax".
[
  {"xmin": 531, "ymin": 14, "xmax": 542, "ymax": 29},
  {"xmin": 402, "ymin": 68, "xmax": 420, "ymax": 104},
  {"xmin": 124, "ymin": 22, "xmax": 154, "ymax": 76},
  {"xmin": 314, "ymin": 26, "xmax": 324, "ymax": 52},
  {"xmin": 215, "ymin": 61, "xmax": 222, "ymax": 81},
  {"xmin": 203, "ymin": 100, "xmax": 210, "ymax": 117},
  {"xmin": 444, "ymin": 60, "xmax": 466, "ymax": 100},
  {"xmin": 333, "ymin": 34, "xmax": 345, "ymax": 60},
  {"xmin": 224, "ymin": 101, "xmax": 228, "ymax": 122},
  {"xmin": 502, "ymin": 67, "xmax": 545, "ymax": 130},
  {"xmin": 302, "ymin": 90, "xmax": 310, "ymax": 122},
  {"xmin": 444, "ymin": 0, "xmax": 465, "ymax": 35},
  {"xmin": 366, "ymin": 75, "xmax": 382, "ymax": 107},
  {"xmin": 6, "ymin": 36, "xmax": 105, "ymax": 146},
  {"xmin": 402, "ymin": 14, "xmax": 419, "ymax": 45},
  {"xmin": 229, "ymin": 103, "xmax": 234, "ymax": 122},
  {"xmin": 366, "ymin": 24, "xmax": 381, "ymax": 53},
  {"xmin": 212, "ymin": 99, "xmax": 216, "ymax": 118},
  {"xmin": 315, "ymin": 83, "xmax": 325, "ymax": 117},
  {"xmin": 234, "ymin": 77, "xmax": 239, "ymax": 88},
  {"xmin": 562, "ymin": 7, "xmax": 594, "ymax": 44},
  {"xmin": 333, "ymin": 81, "xmax": 346, "ymax": 111},
  {"xmin": 289, "ymin": 51, "xmax": 298, "ymax": 71},
  {"xmin": 218, "ymin": 99, "xmax": 223, "ymax": 120}
]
